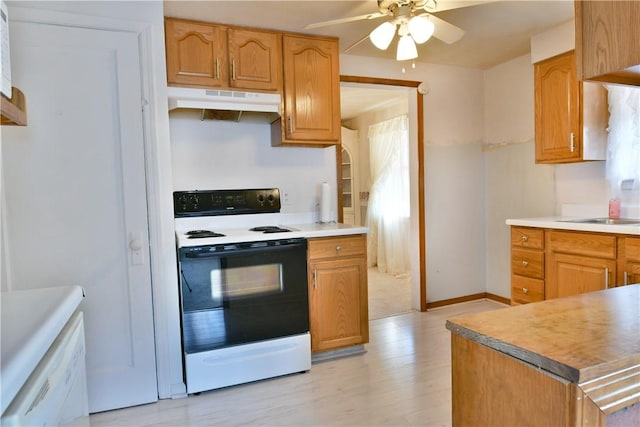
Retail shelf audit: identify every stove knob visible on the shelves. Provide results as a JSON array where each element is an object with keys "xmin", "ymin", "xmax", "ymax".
[{"xmin": 257, "ymin": 193, "xmax": 265, "ymax": 205}]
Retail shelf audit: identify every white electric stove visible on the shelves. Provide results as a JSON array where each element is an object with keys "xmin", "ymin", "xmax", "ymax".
[{"xmin": 173, "ymin": 188, "xmax": 312, "ymax": 394}]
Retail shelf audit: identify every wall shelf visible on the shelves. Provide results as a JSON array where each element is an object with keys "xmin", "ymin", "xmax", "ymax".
[{"xmin": 1, "ymin": 87, "xmax": 27, "ymax": 126}]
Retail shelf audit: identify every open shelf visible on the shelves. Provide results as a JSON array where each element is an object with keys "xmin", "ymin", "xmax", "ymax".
[{"xmin": 1, "ymin": 87, "xmax": 27, "ymax": 126}]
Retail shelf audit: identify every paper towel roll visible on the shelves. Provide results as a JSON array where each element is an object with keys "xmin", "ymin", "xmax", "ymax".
[{"xmin": 320, "ymin": 182, "xmax": 331, "ymax": 223}]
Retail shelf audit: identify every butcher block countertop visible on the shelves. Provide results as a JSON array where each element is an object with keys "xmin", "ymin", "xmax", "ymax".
[{"xmin": 446, "ymin": 285, "xmax": 640, "ymax": 419}]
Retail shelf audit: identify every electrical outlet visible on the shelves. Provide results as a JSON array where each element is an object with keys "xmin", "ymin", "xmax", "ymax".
[
  {"xmin": 282, "ymin": 190, "xmax": 291, "ymax": 205},
  {"xmin": 621, "ymin": 179, "xmax": 635, "ymax": 191}
]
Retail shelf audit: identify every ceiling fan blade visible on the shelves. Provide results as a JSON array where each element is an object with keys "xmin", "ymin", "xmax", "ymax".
[
  {"xmin": 343, "ymin": 33, "xmax": 371, "ymax": 54},
  {"xmin": 304, "ymin": 12, "xmax": 386, "ymax": 30},
  {"xmin": 425, "ymin": 14, "xmax": 465, "ymax": 44},
  {"xmin": 420, "ymin": 0, "xmax": 503, "ymax": 13}
]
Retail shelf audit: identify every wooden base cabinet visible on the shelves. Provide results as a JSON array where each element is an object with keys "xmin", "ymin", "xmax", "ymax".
[
  {"xmin": 620, "ymin": 237, "xmax": 640, "ymax": 285},
  {"xmin": 510, "ymin": 227, "xmax": 639, "ymax": 303},
  {"xmin": 546, "ymin": 230, "xmax": 617, "ymax": 299},
  {"xmin": 510, "ymin": 227, "xmax": 545, "ymax": 304},
  {"xmin": 307, "ymin": 235, "xmax": 369, "ymax": 353}
]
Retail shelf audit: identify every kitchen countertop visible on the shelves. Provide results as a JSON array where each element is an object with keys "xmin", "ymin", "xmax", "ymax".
[
  {"xmin": 446, "ymin": 284, "xmax": 640, "ymax": 384},
  {"xmin": 1, "ymin": 285, "xmax": 85, "ymax": 413},
  {"xmin": 506, "ymin": 216, "xmax": 640, "ymax": 235}
]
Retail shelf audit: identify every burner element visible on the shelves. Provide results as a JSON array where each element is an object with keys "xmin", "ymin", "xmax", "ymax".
[
  {"xmin": 186, "ymin": 230, "xmax": 225, "ymax": 239},
  {"xmin": 250, "ymin": 226, "xmax": 291, "ymax": 234}
]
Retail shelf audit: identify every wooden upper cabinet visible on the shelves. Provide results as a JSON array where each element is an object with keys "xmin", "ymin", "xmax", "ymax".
[
  {"xmin": 165, "ymin": 18, "xmax": 228, "ymax": 88},
  {"xmin": 534, "ymin": 50, "xmax": 608, "ymax": 164},
  {"xmin": 273, "ymin": 34, "xmax": 340, "ymax": 147},
  {"xmin": 165, "ymin": 18, "xmax": 282, "ymax": 92},
  {"xmin": 575, "ymin": 0, "xmax": 640, "ymax": 86},
  {"xmin": 227, "ymin": 28, "xmax": 282, "ymax": 92}
]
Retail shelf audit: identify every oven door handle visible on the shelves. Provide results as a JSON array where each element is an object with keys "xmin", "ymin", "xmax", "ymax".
[{"xmin": 183, "ymin": 240, "xmax": 306, "ymax": 258}]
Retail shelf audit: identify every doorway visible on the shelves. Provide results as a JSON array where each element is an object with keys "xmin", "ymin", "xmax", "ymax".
[{"xmin": 338, "ymin": 76, "xmax": 426, "ymax": 318}]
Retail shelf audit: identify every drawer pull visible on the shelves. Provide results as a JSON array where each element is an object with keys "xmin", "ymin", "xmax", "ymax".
[
  {"xmin": 605, "ymin": 267, "xmax": 609, "ymax": 289},
  {"xmin": 522, "ymin": 260, "xmax": 529, "ymax": 267},
  {"xmin": 522, "ymin": 288, "xmax": 528, "ymax": 294},
  {"xmin": 336, "ymin": 245, "xmax": 342, "ymax": 252},
  {"xmin": 624, "ymin": 271, "xmax": 628, "ymax": 286},
  {"xmin": 521, "ymin": 235, "xmax": 529, "ymax": 242}
]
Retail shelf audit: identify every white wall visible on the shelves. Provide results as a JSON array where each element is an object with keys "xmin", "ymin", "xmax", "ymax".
[
  {"xmin": 483, "ymin": 54, "xmax": 555, "ymax": 298},
  {"xmin": 169, "ymin": 111, "xmax": 337, "ymax": 219}
]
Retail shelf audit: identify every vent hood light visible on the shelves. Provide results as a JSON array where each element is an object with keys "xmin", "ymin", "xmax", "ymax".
[{"xmin": 167, "ymin": 87, "xmax": 281, "ymax": 123}]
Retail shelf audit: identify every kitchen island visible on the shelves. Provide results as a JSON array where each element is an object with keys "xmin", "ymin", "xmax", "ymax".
[{"xmin": 446, "ymin": 284, "xmax": 640, "ymax": 426}]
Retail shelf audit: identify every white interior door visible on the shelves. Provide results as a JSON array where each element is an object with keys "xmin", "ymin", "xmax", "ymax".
[{"xmin": 3, "ymin": 20, "xmax": 157, "ymax": 412}]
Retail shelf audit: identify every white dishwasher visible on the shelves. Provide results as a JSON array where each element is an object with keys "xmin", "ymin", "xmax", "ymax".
[
  {"xmin": 1, "ymin": 310, "xmax": 89, "ymax": 426},
  {"xmin": 1, "ymin": 285, "xmax": 89, "ymax": 427}
]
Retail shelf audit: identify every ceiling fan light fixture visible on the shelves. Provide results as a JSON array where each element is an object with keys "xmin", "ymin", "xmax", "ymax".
[
  {"xmin": 396, "ymin": 34, "xmax": 418, "ymax": 61},
  {"xmin": 408, "ymin": 15, "xmax": 435, "ymax": 44},
  {"xmin": 370, "ymin": 21, "xmax": 396, "ymax": 50}
]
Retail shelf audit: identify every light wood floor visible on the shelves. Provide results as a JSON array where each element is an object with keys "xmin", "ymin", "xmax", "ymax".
[
  {"xmin": 367, "ymin": 268, "xmax": 412, "ymax": 320},
  {"xmin": 90, "ymin": 299, "xmax": 507, "ymax": 426}
]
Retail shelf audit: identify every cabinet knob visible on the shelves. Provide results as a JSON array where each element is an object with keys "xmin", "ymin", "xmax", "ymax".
[
  {"xmin": 521, "ymin": 235, "xmax": 529, "ymax": 242},
  {"xmin": 336, "ymin": 245, "xmax": 342, "ymax": 252},
  {"xmin": 522, "ymin": 287, "xmax": 528, "ymax": 294},
  {"xmin": 522, "ymin": 260, "xmax": 529, "ymax": 267}
]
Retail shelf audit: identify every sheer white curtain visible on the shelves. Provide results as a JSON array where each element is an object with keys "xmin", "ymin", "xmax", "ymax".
[
  {"xmin": 606, "ymin": 85, "xmax": 640, "ymax": 206},
  {"xmin": 366, "ymin": 115, "xmax": 410, "ymax": 277}
]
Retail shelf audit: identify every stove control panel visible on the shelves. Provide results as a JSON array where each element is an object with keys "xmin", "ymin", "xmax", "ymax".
[{"xmin": 173, "ymin": 188, "xmax": 281, "ymax": 217}]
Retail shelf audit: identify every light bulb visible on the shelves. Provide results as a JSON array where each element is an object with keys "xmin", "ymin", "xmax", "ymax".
[
  {"xmin": 408, "ymin": 15, "xmax": 435, "ymax": 44},
  {"xmin": 396, "ymin": 34, "xmax": 418, "ymax": 61},
  {"xmin": 370, "ymin": 21, "xmax": 396, "ymax": 50}
]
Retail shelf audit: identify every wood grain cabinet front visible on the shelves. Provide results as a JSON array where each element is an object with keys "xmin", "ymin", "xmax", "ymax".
[
  {"xmin": 165, "ymin": 18, "xmax": 282, "ymax": 92},
  {"xmin": 510, "ymin": 227, "xmax": 545, "ymax": 305},
  {"xmin": 546, "ymin": 230, "xmax": 617, "ymax": 299},
  {"xmin": 165, "ymin": 18, "xmax": 228, "ymax": 88},
  {"xmin": 575, "ymin": 0, "xmax": 640, "ymax": 86},
  {"xmin": 534, "ymin": 51, "xmax": 608, "ymax": 164},
  {"xmin": 272, "ymin": 34, "xmax": 340, "ymax": 147},
  {"xmin": 619, "ymin": 237, "xmax": 640, "ymax": 286},
  {"xmin": 511, "ymin": 226, "xmax": 640, "ymax": 302},
  {"xmin": 307, "ymin": 234, "xmax": 369, "ymax": 353}
]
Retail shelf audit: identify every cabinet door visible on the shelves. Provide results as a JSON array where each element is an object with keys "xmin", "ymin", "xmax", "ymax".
[
  {"xmin": 165, "ymin": 18, "xmax": 227, "ymax": 88},
  {"xmin": 227, "ymin": 28, "xmax": 282, "ymax": 91},
  {"xmin": 534, "ymin": 51, "xmax": 580, "ymax": 163},
  {"xmin": 281, "ymin": 34, "xmax": 340, "ymax": 144},
  {"xmin": 576, "ymin": 1, "xmax": 640, "ymax": 85},
  {"xmin": 308, "ymin": 257, "xmax": 368, "ymax": 352},
  {"xmin": 547, "ymin": 253, "xmax": 616, "ymax": 299}
]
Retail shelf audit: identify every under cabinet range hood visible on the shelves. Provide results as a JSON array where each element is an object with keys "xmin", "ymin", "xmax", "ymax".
[{"xmin": 167, "ymin": 87, "xmax": 281, "ymax": 123}]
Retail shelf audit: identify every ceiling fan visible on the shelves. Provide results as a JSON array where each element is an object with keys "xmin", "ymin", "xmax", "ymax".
[{"xmin": 305, "ymin": 0, "xmax": 492, "ymax": 61}]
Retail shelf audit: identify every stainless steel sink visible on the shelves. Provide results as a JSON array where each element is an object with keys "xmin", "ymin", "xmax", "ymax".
[{"xmin": 561, "ymin": 217, "xmax": 640, "ymax": 225}]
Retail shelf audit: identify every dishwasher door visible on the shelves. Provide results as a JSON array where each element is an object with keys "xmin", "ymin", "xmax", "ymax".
[{"xmin": 1, "ymin": 311, "xmax": 89, "ymax": 427}]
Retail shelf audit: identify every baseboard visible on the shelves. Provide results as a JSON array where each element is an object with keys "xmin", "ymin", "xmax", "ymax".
[
  {"xmin": 425, "ymin": 292, "xmax": 510, "ymax": 310},
  {"xmin": 311, "ymin": 345, "xmax": 366, "ymax": 363}
]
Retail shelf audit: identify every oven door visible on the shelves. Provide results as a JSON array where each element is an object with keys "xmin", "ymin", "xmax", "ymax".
[{"xmin": 178, "ymin": 238, "xmax": 309, "ymax": 353}]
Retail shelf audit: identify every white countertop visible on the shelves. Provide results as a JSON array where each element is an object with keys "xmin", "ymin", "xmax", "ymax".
[
  {"xmin": 506, "ymin": 217, "xmax": 640, "ymax": 235},
  {"xmin": 1, "ymin": 285, "xmax": 85, "ymax": 413}
]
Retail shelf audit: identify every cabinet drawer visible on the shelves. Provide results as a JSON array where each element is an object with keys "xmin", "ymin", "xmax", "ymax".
[
  {"xmin": 308, "ymin": 235, "xmax": 366, "ymax": 260},
  {"xmin": 511, "ymin": 227, "xmax": 544, "ymax": 249},
  {"xmin": 511, "ymin": 276, "xmax": 544, "ymax": 304},
  {"xmin": 548, "ymin": 230, "xmax": 616, "ymax": 259},
  {"xmin": 625, "ymin": 238, "xmax": 640, "ymax": 262},
  {"xmin": 511, "ymin": 248, "xmax": 544, "ymax": 279}
]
